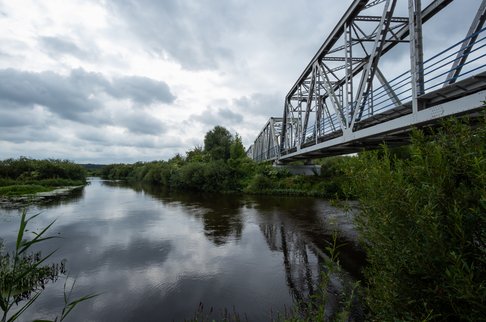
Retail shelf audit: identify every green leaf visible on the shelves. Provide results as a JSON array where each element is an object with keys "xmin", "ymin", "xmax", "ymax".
[
  {"xmin": 15, "ymin": 210, "xmax": 27, "ymax": 251},
  {"xmin": 60, "ymin": 293, "xmax": 99, "ymax": 321},
  {"xmin": 19, "ymin": 220, "xmax": 58, "ymax": 255},
  {"xmin": 7, "ymin": 291, "xmax": 42, "ymax": 322}
]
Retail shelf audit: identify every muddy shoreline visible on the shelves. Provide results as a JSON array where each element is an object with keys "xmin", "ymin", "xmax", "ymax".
[{"xmin": 0, "ymin": 185, "xmax": 85, "ymax": 209}]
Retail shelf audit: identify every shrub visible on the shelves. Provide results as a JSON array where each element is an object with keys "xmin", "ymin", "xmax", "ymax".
[{"xmin": 346, "ymin": 116, "xmax": 486, "ymax": 321}]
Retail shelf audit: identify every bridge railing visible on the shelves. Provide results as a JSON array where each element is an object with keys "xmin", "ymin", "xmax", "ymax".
[
  {"xmin": 293, "ymin": 20, "xmax": 486, "ymax": 152},
  {"xmin": 359, "ymin": 26, "xmax": 486, "ymax": 120}
]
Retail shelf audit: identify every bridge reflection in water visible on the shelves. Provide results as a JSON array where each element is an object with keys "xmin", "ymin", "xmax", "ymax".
[{"xmin": 260, "ymin": 222, "xmax": 362, "ymax": 319}]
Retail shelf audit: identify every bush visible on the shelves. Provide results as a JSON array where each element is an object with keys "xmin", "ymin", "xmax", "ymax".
[
  {"xmin": 346, "ymin": 116, "xmax": 486, "ymax": 321},
  {"xmin": 0, "ymin": 158, "xmax": 86, "ymax": 182}
]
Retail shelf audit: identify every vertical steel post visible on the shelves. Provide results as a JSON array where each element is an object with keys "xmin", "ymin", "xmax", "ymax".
[
  {"xmin": 301, "ymin": 65, "xmax": 317, "ymax": 146},
  {"xmin": 344, "ymin": 22, "xmax": 354, "ymax": 127},
  {"xmin": 280, "ymin": 100, "xmax": 288, "ymax": 152},
  {"xmin": 408, "ymin": 0, "xmax": 424, "ymax": 113}
]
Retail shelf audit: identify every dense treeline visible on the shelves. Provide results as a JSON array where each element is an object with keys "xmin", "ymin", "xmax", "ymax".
[
  {"xmin": 0, "ymin": 157, "xmax": 87, "ymax": 196},
  {"xmin": 100, "ymin": 126, "xmax": 349, "ymax": 197}
]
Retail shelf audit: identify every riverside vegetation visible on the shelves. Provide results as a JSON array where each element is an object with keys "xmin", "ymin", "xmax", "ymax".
[
  {"xmin": 100, "ymin": 126, "xmax": 350, "ymax": 199},
  {"xmin": 1, "ymin": 114, "xmax": 484, "ymax": 321},
  {"xmin": 0, "ymin": 158, "xmax": 87, "ymax": 197}
]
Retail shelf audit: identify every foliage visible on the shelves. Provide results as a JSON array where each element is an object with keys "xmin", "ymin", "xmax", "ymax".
[
  {"xmin": 345, "ymin": 116, "xmax": 486, "ymax": 321},
  {"xmin": 99, "ymin": 128, "xmax": 352, "ymax": 197},
  {"xmin": 0, "ymin": 158, "xmax": 86, "ymax": 182},
  {"xmin": 186, "ymin": 146, "xmax": 209, "ymax": 163},
  {"xmin": 204, "ymin": 126, "xmax": 233, "ymax": 161},
  {"xmin": 230, "ymin": 134, "xmax": 246, "ymax": 160},
  {"xmin": 0, "ymin": 185, "xmax": 51, "ymax": 197},
  {"xmin": 0, "ymin": 158, "xmax": 87, "ymax": 196},
  {"xmin": 0, "ymin": 210, "xmax": 96, "ymax": 322},
  {"xmin": 79, "ymin": 164, "xmax": 106, "ymax": 176}
]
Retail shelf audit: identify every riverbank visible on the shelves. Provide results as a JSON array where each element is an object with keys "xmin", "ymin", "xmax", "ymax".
[{"xmin": 0, "ymin": 185, "xmax": 85, "ymax": 208}]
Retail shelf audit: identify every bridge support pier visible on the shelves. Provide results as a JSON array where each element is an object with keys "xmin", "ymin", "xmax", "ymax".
[{"xmin": 273, "ymin": 163, "xmax": 321, "ymax": 176}]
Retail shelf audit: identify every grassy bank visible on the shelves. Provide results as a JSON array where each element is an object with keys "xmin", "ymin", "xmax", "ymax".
[{"xmin": 0, "ymin": 158, "xmax": 87, "ymax": 197}]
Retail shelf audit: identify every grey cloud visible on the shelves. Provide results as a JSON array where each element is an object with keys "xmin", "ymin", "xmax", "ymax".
[
  {"xmin": 108, "ymin": 76, "xmax": 176, "ymax": 105},
  {"xmin": 192, "ymin": 106, "xmax": 243, "ymax": 126},
  {"xmin": 0, "ymin": 101, "xmax": 61, "ymax": 144},
  {"xmin": 116, "ymin": 112, "xmax": 167, "ymax": 135},
  {"xmin": 0, "ymin": 131, "xmax": 57, "ymax": 144},
  {"xmin": 233, "ymin": 93, "xmax": 283, "ymax": 118},
  {"xmin": 0, "ymin": 69, "xmax": 99, "ymax": 122},
  {"xmin": 105, "ymin": 0, "xmax": 241, "ymax": 70},
  {"xmin": 217, "ymin": 108, "xmax": 244, "ymax": 123},
  {"xmin": 39, "ymin": 36, "xmax": 96, "ymax": 61},
  {"xmin": 0, "ymin": 68, "xmax": 176, "ymax": 124},
  {"xmin": 74, "ymin": 124, "xmax": 166, "ymax": 149},
  {"xmin": 0, "ymin": 105, "xmax": 44, "ymax": 128}
]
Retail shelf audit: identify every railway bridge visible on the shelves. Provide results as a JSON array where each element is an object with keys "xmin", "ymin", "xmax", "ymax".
[{"xmin": 249, "ymin": 0, "xmax": 486, "ymax": 164}]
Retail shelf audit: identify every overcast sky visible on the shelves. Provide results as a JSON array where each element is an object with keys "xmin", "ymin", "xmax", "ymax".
[{"xmin": 0, "ymin": 0, "xmax": 480, "ymax": 163}]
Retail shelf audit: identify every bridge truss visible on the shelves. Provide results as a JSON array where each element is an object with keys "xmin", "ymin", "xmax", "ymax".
[{"xmin": 251, "ymin": 0, "xmax": 486, "ymax": 163}]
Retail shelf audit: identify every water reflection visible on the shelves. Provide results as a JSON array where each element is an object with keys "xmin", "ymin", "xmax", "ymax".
[
  {"xmin": 250, "ymin": 195, "xmax": 365, "ymax": 280},
  {"xmin": 0, "ymin": 178, "xmax": 364, "ymax": 321},
  {"xmin": 0, "ymin": 186, "xmax": 85, "ymax": 210},
  {"xmin": 261, "ymin": 224, "xmax": 320, "ymax": 304},
  {"xmin": 37, "ymin": 186, "xmax": 85, "ymax": 209},
  {"xmin": 110, "ymin": 181, "xmax": 245, "ymax": 246}
]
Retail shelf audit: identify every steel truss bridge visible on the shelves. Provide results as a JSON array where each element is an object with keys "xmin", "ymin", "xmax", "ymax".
[{"xmin": 249, "ymin": 0, "xmax": 486, "ymax": 163}]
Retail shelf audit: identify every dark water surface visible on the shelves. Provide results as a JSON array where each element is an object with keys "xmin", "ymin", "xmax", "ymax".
[{"xmin": 0, "ymin": 178, "xmax": 364, "ymax": 321}]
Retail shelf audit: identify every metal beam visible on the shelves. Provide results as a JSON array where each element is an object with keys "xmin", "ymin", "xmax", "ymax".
[
  {"xmin": 351, "ymin": 0, "xmax": 398, "ymax": 128},
  {"xmin": 286, "ymin": 0, "xmax": 369, "ymax": 100},
  {"xmin": 408, "ymin": 0, "xmax": 425, "ymax": 113},
  {"xmin": 301, "ymin": 65, "xmax": 317, "ymax": 146},
  {"xmin": 444, "ymin": 0, "xmax": 486, "ymax": 85}
]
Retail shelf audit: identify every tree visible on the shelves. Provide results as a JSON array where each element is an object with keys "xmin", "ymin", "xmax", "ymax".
[
  {"xmin": 230, "ymin": 134, "xmax": 246, "ymax": 160},
  {"xmin": 186, "ymin": 145, "xmax": 208, "ymax": 163},
  {"xmin": 203, "ymin": 126, "xmax": 233, "ymax": 161}
]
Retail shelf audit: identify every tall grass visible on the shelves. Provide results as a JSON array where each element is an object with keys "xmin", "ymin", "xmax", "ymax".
[{"xmin": 0, "ymin": 210, "xmax": 96, "ymax": 322}]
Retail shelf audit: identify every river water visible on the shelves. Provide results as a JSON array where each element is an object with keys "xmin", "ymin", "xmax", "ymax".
[{"xmin": 0, "ymin": 178, "xmax": 364, "ymax": 321}]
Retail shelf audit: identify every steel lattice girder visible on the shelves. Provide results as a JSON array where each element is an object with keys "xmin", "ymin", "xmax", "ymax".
[{"xmin": 252, "ymin": 0, "xmax": 486, "ymax": 163}]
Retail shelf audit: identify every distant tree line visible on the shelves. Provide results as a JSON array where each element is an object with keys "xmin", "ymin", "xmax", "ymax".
[
  {"xmin": 100, "ymin": 126, "xmax": 349, "ymax": 197},
  {"xmin": 0, "ymin": 157, "xmax": 87, "ymax": 195}
]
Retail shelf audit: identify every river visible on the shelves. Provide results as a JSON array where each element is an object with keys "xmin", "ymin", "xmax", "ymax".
[{"xmin": 0, "ymin": 178, "xmax": 364, "ymax": 321}]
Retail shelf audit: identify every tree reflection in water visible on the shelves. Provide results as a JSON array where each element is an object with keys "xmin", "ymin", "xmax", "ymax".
[{"xmin": 106, "ymin": 180, "xmax": 244, "ymax": 246}]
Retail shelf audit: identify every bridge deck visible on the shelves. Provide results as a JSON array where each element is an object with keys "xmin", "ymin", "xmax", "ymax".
[{"xmin": 279, "ymin": 72, "xmax": 486, "ymax": 162}]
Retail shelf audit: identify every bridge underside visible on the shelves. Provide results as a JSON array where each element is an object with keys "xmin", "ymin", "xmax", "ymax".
[{"xmin": 250, "ymin": 0, "xmax": 486, "ymax": 164}]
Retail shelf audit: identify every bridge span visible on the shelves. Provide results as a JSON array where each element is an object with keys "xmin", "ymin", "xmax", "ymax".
[{"xmin": 250, "ymin": 0, "xmax": 486, "ymax": 163}]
